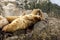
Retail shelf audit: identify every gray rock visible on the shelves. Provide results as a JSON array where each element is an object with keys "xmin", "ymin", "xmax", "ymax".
[
  {"xmin": 2, "ymin": 3, "xmax": 20, "ymax": 16},
  {"xmin": 33, "ymin": 17, "xmax": 60, "ymax": 40}
]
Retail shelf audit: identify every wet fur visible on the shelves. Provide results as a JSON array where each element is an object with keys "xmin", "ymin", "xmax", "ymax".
[{"xmin": 6, "ymin": 12, "xmax": 26, "ymax": 22}]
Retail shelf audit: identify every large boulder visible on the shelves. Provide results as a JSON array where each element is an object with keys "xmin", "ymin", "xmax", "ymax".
[
  {"xmin": 2, "ymin": 3, "xmax": 20, "ymax": 16},
  {"xmin": 33, "ymin": 17, "xmax": 60, "ymax": 40}
]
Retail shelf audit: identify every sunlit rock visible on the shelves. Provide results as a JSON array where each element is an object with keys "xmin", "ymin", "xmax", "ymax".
[{"xmin": 2, "ymin": 3, "xmax": 20, "ymax": 16}]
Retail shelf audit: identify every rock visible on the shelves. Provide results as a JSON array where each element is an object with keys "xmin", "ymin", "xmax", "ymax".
[
  {"xmin": 2, "ymin": 3, "xmax": 20, "ymax": 16},
  {"xmin": 5, "ymin": 36, "xmax": 18, "ymax": 40},
  {"xmin": 32, "ymin": 17, "xmax": 60, "ymax": 40},
  {"xmin": 43, "ymin": 13, "xmax": 48, "ymax": 19},
  {"xmin": 2, "ymin": 0, "xmax": 16, "ymax": 2}
]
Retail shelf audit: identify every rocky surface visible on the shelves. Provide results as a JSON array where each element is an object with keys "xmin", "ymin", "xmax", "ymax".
[
  {"xmin": 0, "ymin": 0, "xmax": 60, "ymax": 40},
  {"xmin": 0, "ymin": 15, "xmax": 60, "ymax": 40},
  {"xmin": 0, "ymin": 0, "xmax": 49, "ymax": 16}
]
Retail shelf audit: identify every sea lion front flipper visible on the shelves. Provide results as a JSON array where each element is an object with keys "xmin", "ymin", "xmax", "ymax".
[{"xmin": 6, "ymin": 16, "xmax": 20, "ymax": 22}]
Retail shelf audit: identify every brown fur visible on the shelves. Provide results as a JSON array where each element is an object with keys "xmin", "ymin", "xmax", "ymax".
[
  {"xmin": 6, "ymin": 12, "xmax": 26, "ymax": 22},
  {"xmin": 0, "ymin": 16, "xmax": 9, "ymax": 28},
  {"xmin": 2, "ymin": 9, "xmax": 44, "ymax": 32},
  {"xmin": 6, "ymin": 16, "xmax": 20, "ymax": 22}
]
